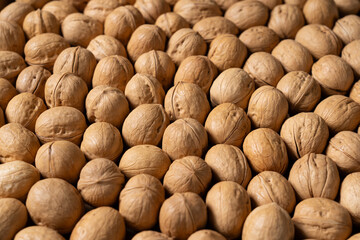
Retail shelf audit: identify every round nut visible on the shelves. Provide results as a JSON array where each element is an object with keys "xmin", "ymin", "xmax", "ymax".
[
  {"xmin": 16, "ymin": 66, "xmax": 51, "ymax": 100},
  {"xmin": 60, "ymin": 0, "xmax": 89, "ymax": 11},
  {"xmin": 239, "ymin": 26, "xmax": 280, "ymax": 53},
  {"xmin": 15, "ymin": 226, "xmax": 65, "ymax": 240},
  {"xmin": 334, "ymin": 0, "xmax": 360, "ymax": 15},
  {"xmin": 22, "ymin": 9, "xmax": 60, "ymax": 39},
  {"xmin": 254, "ymin": 0, "xmax": 282, "ymax": 9},
  {"xmin": 0, "ymin": 51, "xmax": 26, "ymax": 83},
  {"xmin": 303, "ymin": 0, "xmax": 338, "ymax": 28},
  {"xmin": 87, "ymin": 35, "xmax": 127, "ymax": 61},
  {"xmin": 342, "ymin": 39, "xmax": 360, "ymax": 78},
  {"xmin": 340, "ymin": 172, "xmax": 360, "ymax": 225},
  {"xmin": 333, "ymin": 15, "xmax": 360, "ymax": 45},
  {"xmin": 0, "ymin": 2, "xmax": 34, "ymax": 26},
  {"xmin": 84, "ymin": 0, "xmax": 120, "ymax": 24},
  {"xmin": 284, "ymin": 0, "xmax": 307, "ymax": 8},
  {"xmin": 350, "ymin": 80, "xmax": 360, "ymax": 104},
  {"xmin": 0, "ymin": 77, "xmax": 17, "ymax": 110},
  {"xmin": 16, "ymin": 0, "xmax": 49, "ymax": 9},
  {"xmin": 155, "ymin": 12, "xmax": 189, "ymax": 38},
  {"xmin": 132, "ymin": 231, "xmax": 172, "ymax": 240},
  {"xmin": 42, "ymin": 1, "xmax": 77, "ymax": 24},
  {"xmin": 0, "ymin": 20, "xmax": 25, "ymax": 54},
  {"xmin": 0, "ymin": 198, "xmax": 28, "ymax": 240},
  {"xmin": 134, "ymin": 0, "xmax": 170, "ymax": 24},
  {"xmin": 188, "ymin": 230, "xmax": 226, "ymax": 240}
]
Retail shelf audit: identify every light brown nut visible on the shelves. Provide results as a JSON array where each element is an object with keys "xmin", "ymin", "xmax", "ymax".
[
  {"xmin": 342, "ymin": 39, "xmax": 360, "ymax": 78},
  {"xmin": 24, "ymin": 33, "xmax": 70, "ymax": 70},
  {"xmin": 243, "ymin": 52, "xmax": 284, "ymax": 87},
  {"xmin": 42, "ymin": 0, "xmax": 77, "ymax": 24},
  {"xmin": 132, "ymin": 231, "xmax": 172, "ymax": 240},
  {"xmin": 314, "ymin": 95, "xmax": 360, "ymax": 133},
  {"xmin": 251, "ymin": 0, "xmax": 282, "ymax": 9},
  {"xmin": 162, "ymin": 118, "xmax": 208, "ymax": 161},
  {"xmin": 0, "ymin": 123, "xmax": 40, "ymax": 163},
  {"xmin": 295, "ymin": 24, "xmax": 342, "ymax": 59},
  {"xmin": 16, "ymin": 66, "xmax": 51, "ymax": 100},
  {"xmin": 134, "ymin": 0, "xmax": 170, "ymax": 24},
  {"xmin": 348, "ymin": 234, "xmax": 360, "ymax": 240},
  {"xmin": 35, "ymin": 140, "xmax": 86, "ymax": 184},
  {"xmin": 120, "ymin": 174, "xmax": 165, "ymax": 231},
  {"xmin": 350, "ymin": 80, "xmax": 360, "ymax": 104},
  {"xmin": 225, "ymin": 1, "xmax": 268, "ymax": 31},
  {"xmin": 289, "ymin": 153, "xmax": 340, "ymax": 200},
  {"xmin": 5, "ymin": 92, "xmax": 47, "ymax": 132},
  {"xmin": 334, "ymin": 0, "xmax": 360, "ymax": 15},
  {"xmin": 70, "ymin": 207, "xmax": 125, "ymax": 240},
  {"xmin": 205, "ymin": 103, "xmax": 251, "ymax": 147},
  {"xmin": 155, "ymin": 12, "xmax": 189, "ymax": 38},
  {"xmin": 303, "ymin": 0, "xmax": 339, "ymax": 28},
  {"xmin": 284, "ymin": 0, "xmax": 306, "ymax": 8},
  {"xmin": 276, "ymin": 71, "xmax": 321, "ymax": 113},
  {"xmin": 60, "ymin": 0, "xmax": 89, "ymax": 11},
  {"xmin": 206, "ymin": 181, "xmax": 251, "ymax": 239},
  {"xmin": 340, "ymin": 172, "xmax": 360, "ymax": 225},
  {"xmin": 0, "ymin": 20, "xmax": 25, "ymax": 55},
  {"xmin": 242, "ymin": 203, "xmax": 294, "ymax": 240},
  {"xmin": 208, "ymin": 34, "xmax": 247, "ymax": 72},
  {"xmin": 85, "ymin": 85, "xmax": 129, "ymax": 128},
  {"xmin": 333, "ymin": 15, "xmax": 360, "ymax": 45},
  {"xmin": 81, "ymin": 122, "xmax": 123, "ymax": 161},
  {"xmin": 247, "ymin": 86, "xmax": 288, "ymax": 132},
  {"xmin": 119, "ymin": 145, "xmax": 170, "ymax": 179},
  {"xmin": 243, "ymin": 128, "xmax": 288, "ymax": 174},
  {"xmin": 0, "ymin": 77, "xmax": 17, "ymax": 110},
  {"xmin": 272, "ymin": 39, "xmax": 313, "ymax": 73},
  {"xmin": 240, "ymin": 26, "xmax": 280, "ymax": 53},
  {"xmin": 292, "ymin": 198, "xmax": 352, "ymax": 240},
  {"xmin": 62, "ymin": 13, "xmax": 103, "ymax": 47},
  {"xmin": 35, "ymin": 106, "xmax": 87, "ymax": 145},
  {"xmin": 15, "ymin": 226, "xmax": 65, "ymax": 240},
  {"xmin": 16, "ymin": 0, "xmax": 49, "ymax": 8},
  {"xmin": 23, "ymin": 9, "xmax": 59, "ymax": 39},
  {"xmin": 84, "ymin": 0, "xmax": 120, "ymax": 24},
  {"xmin": 0, "ymin": 160, "xmax": 40, "ymax": 200},
  {"xmin": 0, "ymin": 51, "xmax": 26, "ymax": 83},
  {"xmin": 87, "ymin": 35, "xmax": 127, "ymax": 61},
  {"xmin": 188, "ymin": 230, "xmax": 226, "ymax": 240},
  {"xmin": 0, "ymin": 2, "xmax": 34, "ymax": 26},
  {"xmin": 0, "ymin": 198, "xmax": 28, "ymax": 240},
  {"xmin": 204, "ymin": 144, "xmax": 252, "ymax": 187},
  {"xmin": 134, "ymin": 50, "xmax": 175, "ymax": 90},
  {"xmin": 77, "ymin": 158, "xmax": 125, "ymax": 207},
  {"xmin": 159, "ymin": 192, "xmax": 207, "ymax": 240},
  {"xmin": 280, "ymin": 112, "xmax": 329, "ymax": 160},
  {"xmin": 26, "ymin": 178, "xmax": 84, "ymax": 234}
]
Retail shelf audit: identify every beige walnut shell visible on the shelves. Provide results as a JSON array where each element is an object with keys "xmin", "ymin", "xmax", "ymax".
[
  {"xmin": 334, "ymin": 0, "xmax": 360, "ymax": 15},
  {"xmin": 0, "ymin": 77, "xmax": 17, "ymax": 110},
  {"xmin": 240, "ymin": 26, "xmax": 280, "ymax": 53},
  {"xmin": 42, "ymin": 1, "xmax": 78, "ymax": 24},
  {"xmin": 132, "ymin": 231, "xmax": 172, "ymax": 240},
  {"xmin": 0, "ymin": 20, "xmax": 25, "ymax": 55},
  {"xmin": 16, "ymin": 0, "xmax": 49, "ymax": 8},
  {"xmin": 60, "ymin": 0, "xmax": 89, "ymax": 11},
  {"xmin": 84, "ymin": 0, "xmax": 120, "ymax": 24},
  {"xmin": 342, "ymin": 39, "xmax": 360, "ymax": 78},
  {"xmin": 155, "ymin": 12, "xmax": 189, "ymax": 38},
  {"xmin": 87, "ymin": 35, "xmax": 127, "ymax": 61},
  {"xmin": 188, "ymin": 230, "xmax": 226, "ymax": 240},
  {"xmin": 340, "ymin": 172, "xmax": 360, "ymax": 225},
  {"xmin": 333, "ymin": 15, "xmax": 360, "ymax": 45},
  {"xmin": 0, "ymin": 2, "xmax": 34, "ymax": 26},
  {"xmin": 0, "ymin": 198, "xmax": 28, "ymax": 240},
  {"xmin": 350, "ymin": 80, "xmax": 360, "ymax": 104},
  {"xmin": 0, "ymin": 51, "xmax": 26, "ymax": 83},
  {"xmin": 254, "ymin": 0, "xmax": 282, "ymax": 9},
  {"xmin": 23, "ymin": 9, "xmax": 60, "ymax": 39},
  {"xmin": 284, "ymin": 0, "xmax": 307, "ymax": 8},
  {"xmin": 16, "ymin": 66, "xmax": 51, "ymax": 100},
  {"xmin": 303, "ymin": 0, "xmax": 338, "ymax": 28},
  {"xmin": 134, "ymin": 0, "xmax": 170, "ymax": 24},
  {"xmin": 14, "ymin": 226, "xmax": 65, "ymax": 240}
]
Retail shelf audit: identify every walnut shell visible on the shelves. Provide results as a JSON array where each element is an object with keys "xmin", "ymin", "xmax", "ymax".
[
  {"xmin": 0, "ymin": 77, "xmax": 17, "ymax": 110},
  {"xmin": 5, "ymin": 92, "xmax": 47, "ymax": 132},
  {"xmin": 120, "ymin": 174, "xmax": 165, "ymax": 231},
  {"xmin": 124, "ymin": 73, "xmax": 165, "ymax": 109},
  {"xmin": 119, "ymin": 145, "xmax": 170, "ymax": 179},
  {"xmin": 166, "ymin": 28, "xmax": 207, "ymax": 66},
  {"xmin": 342, "ymin": 39, "xmax": 360, "ymax": 78},
  {"xmin": 239, "ymin": 26, "xmax": 280, "ymax": 53},
  {"xmin": 159, "ymin": 192, "xmax": 207, "ymax": 240},
  {"xmin": 333, "ymin": 15, "xmax": 360, "ymax": 45},
  {"xmin": 122, "ymin": 104, "xmax": 169, "ymax": 147},
  {"xmin": 225, "ymin": 1, "xmax": 268, "ymax": 31},
  {"xmin": 77, "ymin": 158, "xmax": 125, "ymax": 207},
  {"xmin": 188, "ymin": 230, "xmax": 226, "ymax": 240},
  {"xmin": 24, "ymin": 33, "xmax": 70, "ymax": 70},
  {"xmin": 247, "ymin": 86, "xmax": 288, "ymax": 132},
  {"xmin": 0, "ymin": 160, "xmax": 40, "ymax": 200},
  {"xmin": 295, "ymin": 24, "xmax": 342, "ymax": 59},
  {"xmin": 272, "ymin": 39, "xmax": 314, "ymax": 73},
  {"xmin": 0, "ymin": 20, "xmax": 25, "ymax": 55},
  {"xmin": 340, "ymin": 172, "xmax": 360, "ymax": 225},
  {"xmin": 213, "ymin": 0, "xmax": 239, "ymax": 10},
  {"xmin": 303, "ymin": 0, "xmax": 339, "ymax": 28},
  {"xmin": 205, "ymin": 103, "xmax": 251, "ymax": 147},
  {"xmin": 349, "ymin": 234, "xmax": 360, "ymax": 240},
  {"xmin": 242, "ymin": 203, "xmax": 294, "ymax": 240},
  {"xmin": 208, "ymin": 34, "xmax": 247, "ymax": 72},
  {"xmin": 35, "ymin": 106, "xmax": 87, "ymax": 145},
  {"xmin": 81, "ymin": 122, "xmax": 123, "ymax": 161},
  {"xmin": 280, "ymin": 112, "xmax": 329, "ymax": 160},
  {"xmin": 162, "ymin": 118, "xmax": 208, "ymax": 161},
  {"xmin": 276, "ymin": 71, "xmax": 321, "ymax": 113},
  {"xmin": 292, "ymin": 198, "xmax": 352, "ymax": 240},
  {"xmin": 204, "ymin": 144, "xmax": 252, "ymax": 187},
  {"xmin": 16, "ymin": 66, "xmax": 51, "ymax": 100},
  {"xmin": 132, "ymin": 231, "xmax": 172, "ymax": 240},
  {"xmin": 244, "ymin": 52, "xmax": 284, "ymax": 87},
  {"xmin": 26, "ymin": 178, "xmax": 84, "ymax": 234},
  {"xmin": 326, "ymin": 131, "xmax": 360, "ymax": 173},
  {"xmin": 0, "ymin": 2, "xmax": 34, "ymax": 26},
  {"xmin": 314, "ymin": 95, "xmax": 360, "ymax": 133},
  {"xmin": 254, "ymin": 0, "xmax": 282, "ymax": 9},
  {"xmin": 0, "ymin": 198, "xmax": 28, "ymax": 240},
  {"xmin": 134, "ymin": 0, "xmax": 170, "ymax": 24},
  {"xmin": 164, "ymin": 82, "xmax": 210, "ymax": 124},
  {"xmin": 87, "ymin": 35, "xmax": 127, "ymax": 61},
  {"xmin": 155, "ymin": 12, "xmax": 190, "ymax": 38},
  {"xmin": 70, "ymin": 207, "xmax": 125, "ymax": 240},
  {"xmin": 284, "ymin": 0, "xmax": 306, "ymax": 7},
  {"xmin": 14, "ymin": 226, "xmax": 65, "ymax": 240},
  {"xmin": 23, "ymin": 9, "xmax": 60, "ymax": 39},
  {"xmin": 0, "ymin": 51, "xmax": 26, "ymax": 83},
  {"xmin": 206, "ymin": 181, "xmax": 251, "ymax": 239},
  {"xmin": 134, "ymin": 50, "xmax": 175, "ymax": 90},
  {"xmin": 16, "ymin": 0, "xmax": 49, "ymax": 9},
  {"xmin": 92, "ymin": 55, "xmax": 134, "ymax": 92},
  {"xmin": 60, "ymin": 0, "xmax": 89, "ymax": 11},
  {"xmin": 42, "ymin": 1, "xmax": 77, "ymax": 24},
  {"xmin": 35, "ymin": 140, "xmax": 86, "ymax": 184},
  {"xmin": 84, "ymin": 0, "xmax": 119, "ymax": 24},
  {"xmin": 85, "ymin": 85, "xmax": 129, "ymax": 128},
  {"xmin": 334, "ymin": 0, "xmax": 360, "ymax": 15},
  {"xmin": 289, "ymin": 153, "xmax": 340, "ymax": 201},
  {"xmin": 350, "ymin": 80, "xmax": 360, "ymax": 104},
  {"xmin": 0, "ymin": 123, "xmax": 40, "ymax": 163},
  {"xmin": 243, "ymin": 128, "xmax": 288, "ymax": 174}
]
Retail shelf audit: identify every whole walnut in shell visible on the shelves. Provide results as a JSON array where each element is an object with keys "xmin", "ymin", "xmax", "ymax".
[
  {"xmin": 159, "ymin": 192, "xmax": 207, "ymax": 240},
  {"xmin": 77, "ymin": 158, "xmax": 125, "ymax": 207},
  {"xmin": 0, "ymin": 77, "xmax": 17, "ymax": 110},
  {"xmin": 155, "ymin": 12, "xmax": 190, "ymax": 38},
  {"xmin": 205, "ymin": 144, "xmax": 252, "ymax": 187},
  {"xmin": 289, "ymin": 153, "xmax": 340, "ymax": 200},
  {"xmin": 83, "ymin": 0, "xmax": 120, "ymax": 24},
  {"xmin": 0, "ymin": 20, "xmax": 25, "ymax": 54},
  {"xmin": 205, "ymin": 103, "xmax": 251, "ymax": 147},
  {"xmin": 15, "ymin": 226, "xmax": 65, "ymax": 240},
  {"xmin": 134, "ymin": 0, "xmax": 170, "ymax": 24},
  {"xmin": 165, "ymin": 82, "xmax": 210, "ymax": 124},
  {"xmin": 70, "ymin": 207, "xmax": 125, "ymax": 240},
  {"xmin": 0, "ymin": 2, "xmax": 34, "ymax": 26},
  {"xmin": 60, "ymin": 0, "xmax": 89, "ymax": 11},
  {"xmin": 35, "ymin": 140, "xmax": 86, "ymax": 184},
  {"xmin": 42, "ymin": 1, "xmax": 77, "ymax": 24},
  {"xmin": 284, "ymin": 0, "xmax": 306, "ymax": 7},
  {"xmin": 350, "ymin": 80, "xmax": 360, "ymax": 104},
  {"xmin": 0, "ymin": 123, "xmax": 40, "ymax": 163},
  {"xmin": 333, "ymin": 15, "xmax": 360, "ymax": 45},
  {"xmin": 0, "ymin": 51, "xmax": 26, "ymax": 83},
  {"xmin": 242, "ymin": 203, "xmax": 294, "ymax": 240},
  {"xmin": 119, "ymin": 145, "xmax": 170, "ymax": 179},
  {"xmin": 206, "ymin": 181, "xmax": 251, "ymax": 239},
  {"xmin": 0, "ymin": 160, "xmax": 40, "ymax": 200},
  {"xmin": 243, "ymin": 128, "xmax": 288, "ymax": 174},
  {"xmin": 292, "ymin": 198, "xmax": 352, "ymax": 240},
  {"xmin": 5, "ymin": 92, "xmax": 47, "ymax": 132},
  {"xmin": 16, "ymin": 0, "xmax": 49, "ymax": 9},
  {"xmin": 0, "ymin": 198, "xmax": 28, "ymax": 240},
  {"xmin": 16, "ymin": 66, "xmax": 51, "ymax": 100},
  {"xmin": 87, "ymin": 35, "xmax": 127, "ymax": 61},
  {"xmin": 334, "ymin": 0, "xmax": 360, "ymax": 15},
  {"xmin": 22, "ymin": 9, "xmax": 60, "ymax": 39},
  {"xmin": 162, "ymin": 118, "xmax": 208, "ymax": 161},
  {"xmin": 342, "ymin": 39, "xmax": 360, "ymax": 78},
  {"xmin": 188, "ymin": 230, "xmax": 226, "ymax": 240},
  {"xmin": 81, "ymin": 122, "xmax": 123, "ymax": 161},
  {"xmin": 303, "ymin": 0, "xmax": 338, "ymax": 28},
  {"xmin": 132, "ymin": 231, "xmax": 172, "ymax": 240},
  {"xmin": 340, "ymin": 172, "xmax": 360, "ymax": 225},
  {"xmin": 247, "ymin": 171, "xmax": 296, "ymax": 213},
  {"xmin": 120, "ymin": 174, "xmax": 165, "ymax": 231},
  {"xmin": 254, "ymin": 0, "xmax": 282, "ymax": 9},
  {"xmin": 85, "ymin": 85, "xmax": 129, "ymax": 128},
  {"xmin": 239, "ymin": 26, "xmax": 280, "ymax": 53}
]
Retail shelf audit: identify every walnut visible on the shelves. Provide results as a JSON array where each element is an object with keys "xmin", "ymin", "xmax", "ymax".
[
  {"xmin": 342, "ymin": 39, "xmax": 360, "ymax": 78},
  {"xmin": 0, "ymin": 51, "xmax": 26, "ymax": 84},
  {"xmin": 0, "ymin": 20, "xmax": 25, "ymax": 54},
  {"xmin": 340, "ymin": 172, "xmax": 360, "ymax": 225},
  {"xmin": 15, "ymin": 226, "xmax": 65, "ymax": 240},
  {"xmin": 134, "ymin": 0, "xmax": 170, "ymax": 24},
  {"xmin": 239, "ymin": 26, "xmax": 280, "ymax": 53},
  {"xmin": 0, "ymin": 77, "xmax": 17, "ymax": 110},
  {"xmin": 0, "ymin": 198, "xmax": 27, "ymax": 240},
  {"xmin": 155, "ymin": 12, "xmax": 189, "ymax": 38},
  {"xmin": 60, "ymin": 0, "xmax": 89, "ymax": 11},
  {"xmin": 87, "ymin": 35, "xmax": 127, "ymax": 61},
  {"xmin": 42, "ymin": 0, "xmax": 77, "ymax": 24},
  {"xmin": 0, "ymin": 2, "xmax": 34, "ymax": 26},
  {"xmin": 16, "ymin": 0, "xmax": 49, "ymax": 9},
  {"xmin": 16, "ymin": 66, "xmax": 51, "ymax": 100},
  {"xmin": 334, "ymin": 0, "xmax": 360, "ymax": 15},
  {"xmin": 188, "ymin": 230, "xmax": 226, "ymax": 240},
  {"xmin": 350, "ymin": 80, "xmax": 360, "ymax": 104},
  {"xmin": 84, "ymin": 0, "xmax": 120, "ymax": 24},
  {"xmin": 132, "ymin": 231, "xmax": 172, "ymax": 240},
  {"xmin": 303, "ymin": 0, "xmax": 339, "ymax": 28},
  {"xmin": 22, "ymin": 9, "xmax": 60, "ymax": 39},
  {"xmin": 333, "ymin": 15, "xmax": 360, "ymax": 45},
  {"xmin": 252, "ymin": 0, "xmax": 282, "ymax": 9}
]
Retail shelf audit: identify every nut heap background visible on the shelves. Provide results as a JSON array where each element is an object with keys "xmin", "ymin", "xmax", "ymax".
[{"xmin": 0, "ymin": 0, "xmax": 360, "ymax": 239}]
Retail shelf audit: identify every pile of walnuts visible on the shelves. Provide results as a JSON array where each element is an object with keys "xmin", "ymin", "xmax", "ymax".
[{"xmin": 0, "ymin": 0, "xmax": 360, "ymax": 239}]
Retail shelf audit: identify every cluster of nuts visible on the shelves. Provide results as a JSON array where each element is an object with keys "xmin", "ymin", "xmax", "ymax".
[{"xmin": 0, "ymin": 0, "xmax": 360, "ymax": 239}]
